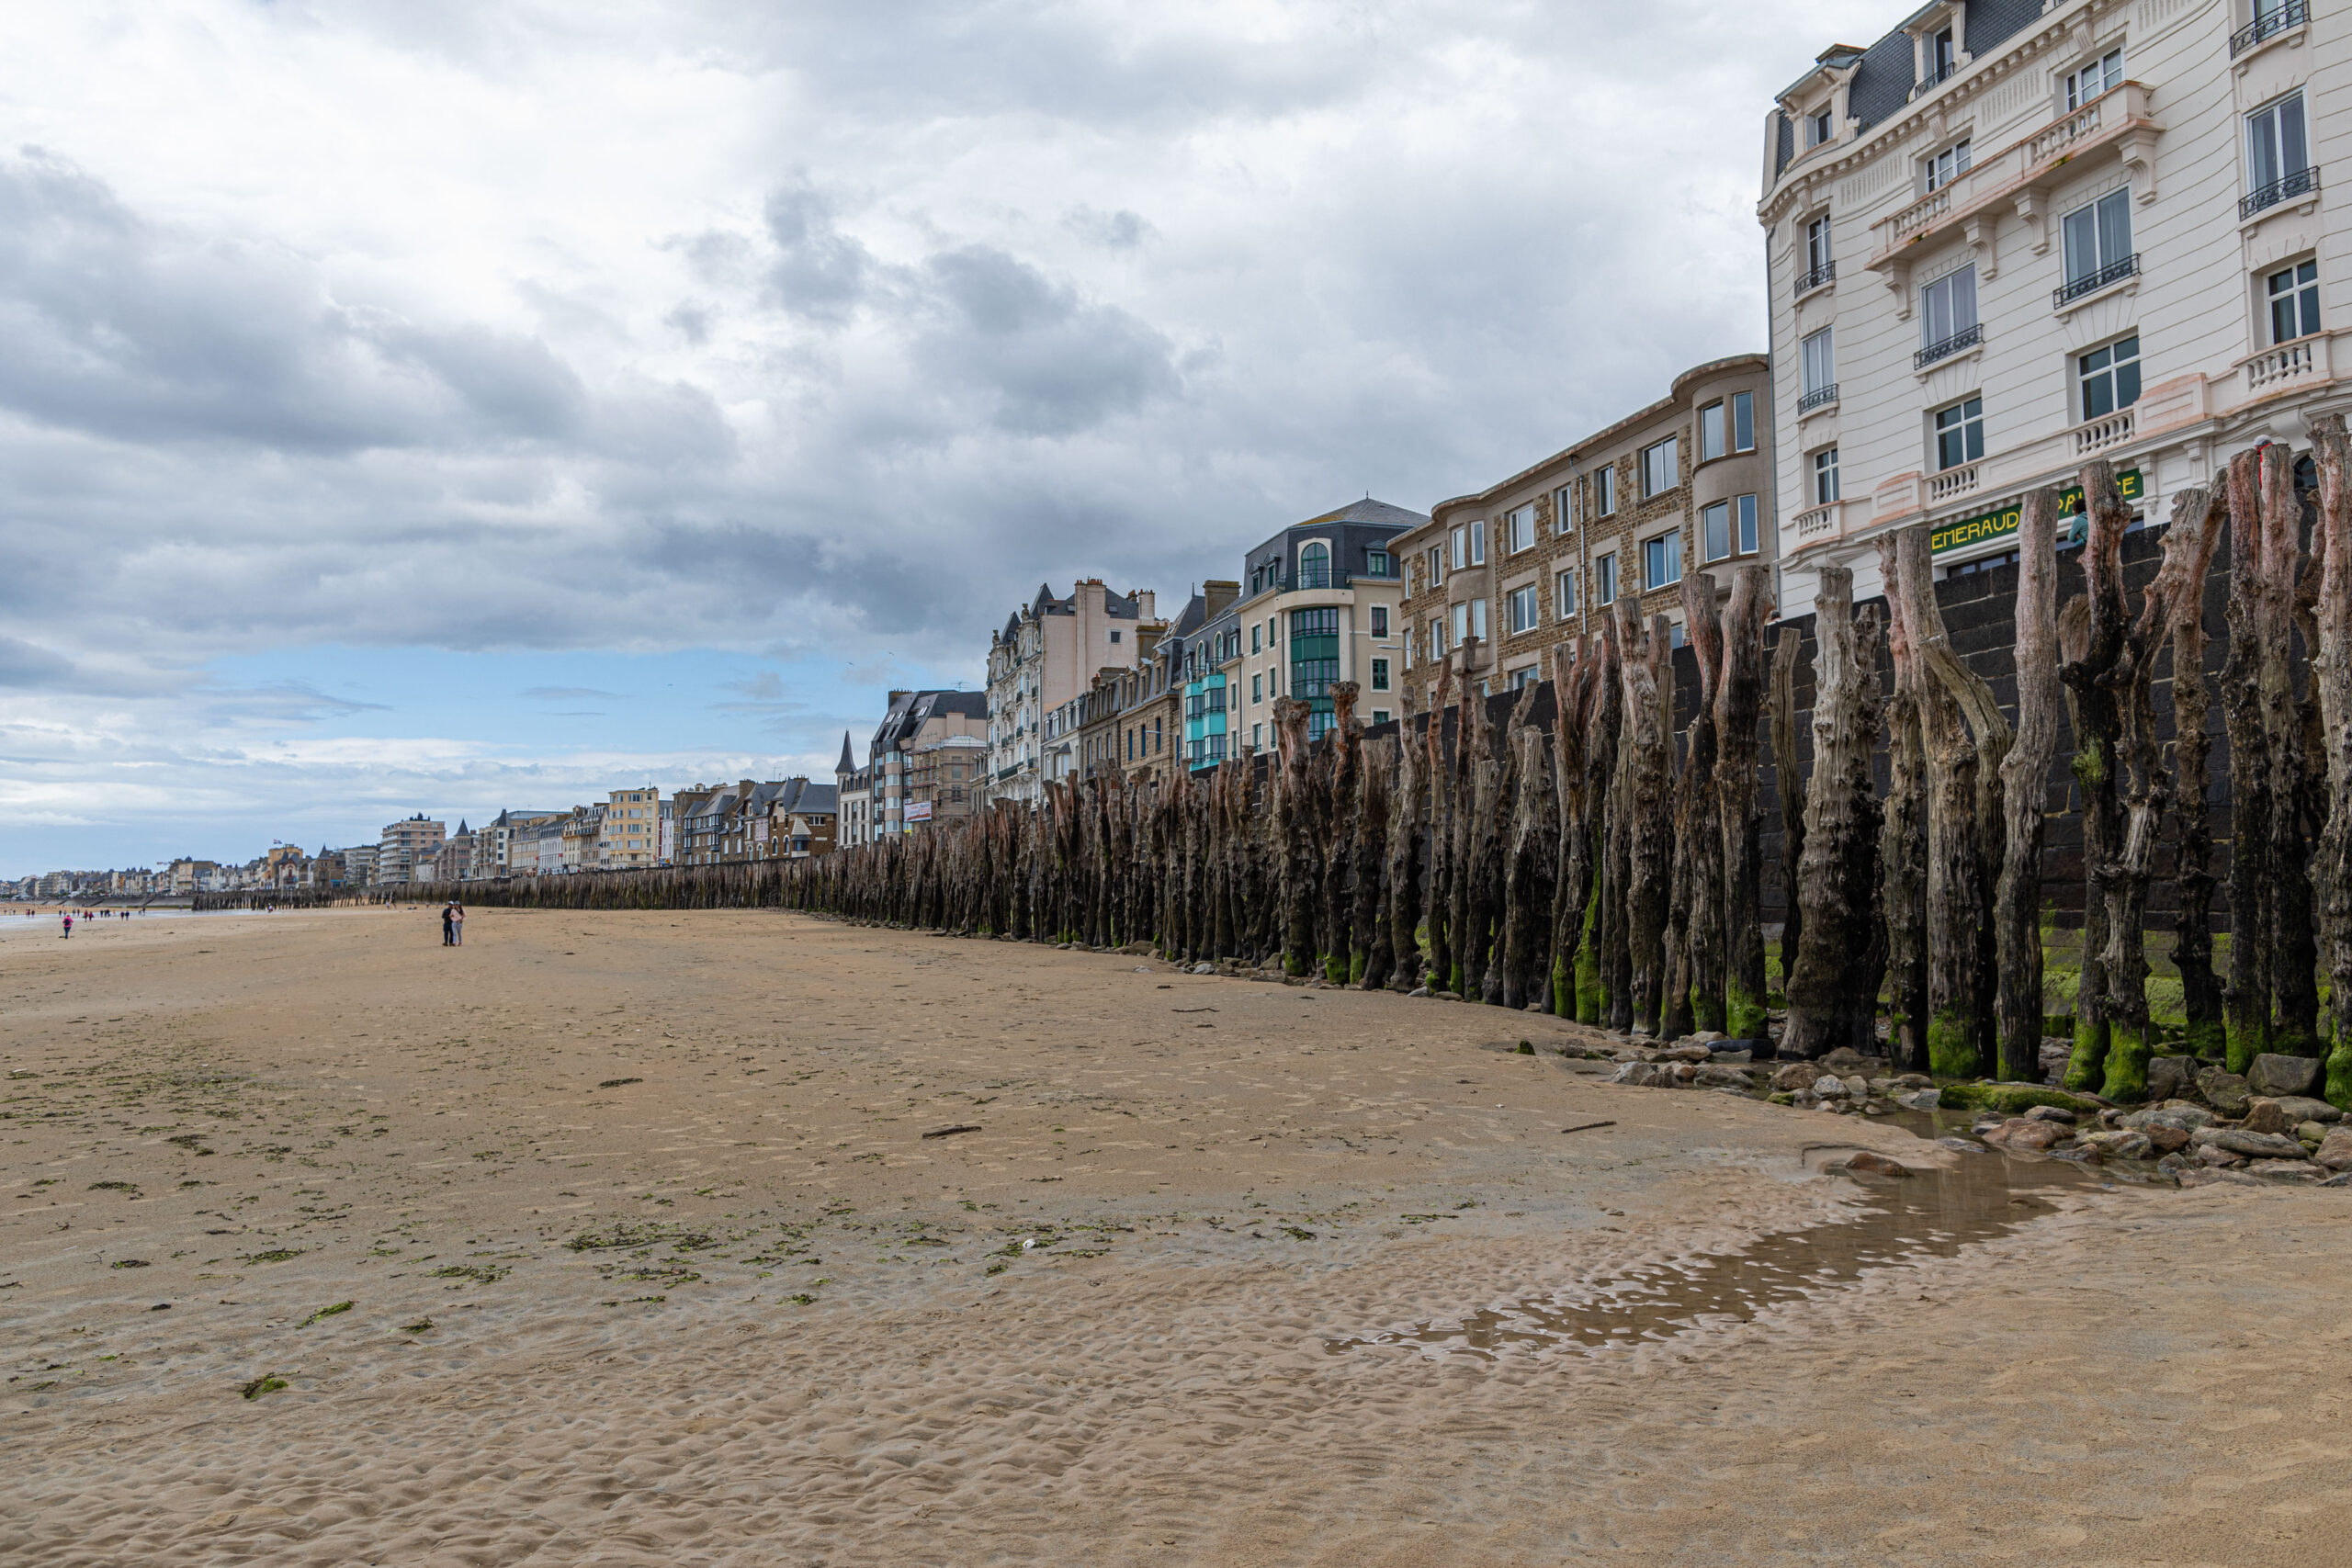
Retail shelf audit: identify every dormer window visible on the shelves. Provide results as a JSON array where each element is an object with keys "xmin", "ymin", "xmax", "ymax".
[
  {"xmin": 1905, "ymin": 4, "xmax": 1968, "ymax": 93},
  {"xmin": 1929, "ymin": 27, "xmax": 1957, "ymax": 84},
  {"xmin": 1807, "ymin": 106, "xmax": 1835, "ymax": 146}
]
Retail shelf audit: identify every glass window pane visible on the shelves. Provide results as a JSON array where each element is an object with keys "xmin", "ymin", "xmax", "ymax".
[
  {"xmin": 2063, "ymin": 207, "xmax": 2096, "ymax": 280},
  {"xmin": 1733, "ymin": 391, "xmax": 1754, "ymax": 451},
  {"xmin": 1701, "ymin": 403, "xmax": 1725, "ymax": 460},
  {"xmin": 2281, "ymin": 95, "xmax": 2309, "ymax": 174},
  {"xmin": 2098, "ymin": 188, "xmax": 2131, "ymax": 267},
  {"xmin": 1738, "ymin": 494, "xmax": 1758, "ymax": 555},
  {"xmin": 1702, "ymin": 502, "xmax": 1729, "ymax": 562}
]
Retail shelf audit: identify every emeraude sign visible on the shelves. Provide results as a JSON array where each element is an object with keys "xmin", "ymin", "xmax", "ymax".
[{"xmin": 1929, "ymin": 468, "xmax": 2143, "ymax": 556}]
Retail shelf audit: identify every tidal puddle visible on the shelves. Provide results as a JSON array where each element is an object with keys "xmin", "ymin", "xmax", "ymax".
[{"xmin": 1326, "ymin": 1134, "xmax": 2104, "ymax": 1360}]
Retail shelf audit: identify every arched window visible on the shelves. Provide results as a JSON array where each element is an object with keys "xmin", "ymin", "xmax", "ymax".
[{"xmin": 1298, "ymin": 542, "xmax": 1331, "ymax": 589}]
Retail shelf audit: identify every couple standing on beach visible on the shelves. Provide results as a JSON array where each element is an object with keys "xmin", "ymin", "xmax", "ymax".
[{"xmin": 441, "ymin": 902, "xmax": 465, "ymax": 947}]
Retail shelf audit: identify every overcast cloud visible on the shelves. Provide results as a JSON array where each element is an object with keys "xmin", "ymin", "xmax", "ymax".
[{"xmin": 0, "ymin": 0, "xmax": 1890, "ymax": 874}]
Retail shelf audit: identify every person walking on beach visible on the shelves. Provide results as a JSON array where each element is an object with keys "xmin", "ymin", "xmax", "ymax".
[
  {"xmin": 440, "ymin": 902, "xmax": 455, "ymax": 946},
  {"xmin": 450, "ymin": 902, "xmax": 465, "ymax": 947},
  {"xmin": 60, "ymin": 911, "xmax": 73, "ymax": 939}
]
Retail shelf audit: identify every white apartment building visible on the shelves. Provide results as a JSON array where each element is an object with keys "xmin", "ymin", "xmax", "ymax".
[
  {"xmin": 1760, "ymin": 0, "xmax": 2345, "ymax": 615},
  {"xmin": 983, "ymin": 581, "xmax": 1159, "ymax": 807},
  {"xmin": 600, "ymin": 787, "xmax": 661, "ymax": 869}
]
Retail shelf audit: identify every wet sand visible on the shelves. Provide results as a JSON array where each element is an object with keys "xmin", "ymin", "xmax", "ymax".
[{"xmin": 4, "ymin": 906, "xmax": 2348, "ymax": 1566}]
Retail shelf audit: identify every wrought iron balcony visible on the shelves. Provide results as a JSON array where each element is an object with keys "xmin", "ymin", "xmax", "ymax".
[
  {"xmin": 1794, "ymin": 259, "xmax": 1836, "ymax": 295},
  {"xmin": 1914, "ymin": 321, "xmax": 1983, "ymax": 369},
  {"xmin": 1797, "ymin": 382, "xmax": 1839, "ymax": 414},
  {"xmin": 2054, "ymin": 253, "xmax": 2139, "ymax": 308},
  {"xmin": 2242, "ymin": 165, "xmax": 2320, "ymax": 220},
  {"xmin": 2233, "ymin": 0, "xmax": 2307, "ymax": 57}
]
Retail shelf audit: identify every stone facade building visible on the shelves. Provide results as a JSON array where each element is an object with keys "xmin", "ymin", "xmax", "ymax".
[
  {"xmin": 1759, "ymin": 0, "xmax": 2350, "ymax": 616},
  {"xmin": 1221, "ymin": 501, "xmax": 1419, "ymax": 756},
  {"xmin": 1395, "ymin": 355, "xmax": 1775, "ymax": 716}
]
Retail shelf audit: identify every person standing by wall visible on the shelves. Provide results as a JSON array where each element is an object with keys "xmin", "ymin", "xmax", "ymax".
[
  {"xmin": 440, "ymin": 902, "xmax": 455, "ymax": 946},
  {"xmin": 450, "ymin": 902, "xmax": 464, "ymax": 947}
]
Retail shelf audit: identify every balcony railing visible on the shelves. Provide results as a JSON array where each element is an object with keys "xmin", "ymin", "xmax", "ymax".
[
  {"xmin": 1794, "ymin": 259, "xmax": 1836, "ymax": 295},
  {"xmin": 1915, "ymin": 321, "xmax": 1983, "ymax": 369},
  {"xmin": 2054, "ymin": 253, "xmax": 2139, "ymax": 308},
  {"xmin": 2242, "ymin": 165, "xmax": 2320, "ymax": 220},
  {"xmin": 1797, "ymin": 382, "xmax": 1839, "ymax": 414},
  {"xmin": 2245, "ymin": 336, "xmax": 2322, "ymax": 395},
  {"xmin": 2073, "ymin": 408, "xmax": 2135, "ymax": 457},
  {"xmin": 2233, "ymin": 0, "xmax": 2308, "ymax": 56},
  {"xmin": 1928, "ymin": 465, "xmax": 1980, "ymax": 503},
  {"xmin": 1792, "ymin": 504, "xmax": 1839, "ymax": 543}
]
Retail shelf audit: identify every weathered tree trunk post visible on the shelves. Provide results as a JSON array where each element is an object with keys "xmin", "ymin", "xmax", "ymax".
[
  {"xmin": 2256, "ymin": 445, "xmax": 2322, "ymax": 1056},
  {"xmin": 1782, "ymin": 566, "xmax": 1886, "ymax": 1059},
  {"xmin": 2222, "ymin": 447, "xmax": 2282, "ymax": 1069},
  {"xmin": 1664, "ymin": 571, "xmax": 1726, "ymax": 1035},
  {"xmin": 2171, "ymin": 487, "xmax": 2228, "ymax": 1061},
  {"xmin": 2096, "ymin": 484, "xmax": 2222, "ymax": 1100},
  {"xmin": 1424, "ymin": 660, "xmax": 1456, "ymax": 994},
  {"xmin": 1354, "ymin": 734, "xmax": 1393, "ymax": 988},
  {"xmin": 1580, "ymin": 630, "xmax": 1623, "ymax": 1023},
  {"xmin": 1996, "ymin": 489, "xmax": 2065, "ymax": 1084},
  {"xmin": 1769, "ymin": 625, "xmax": 1809, "ymax": 996},
  {"xmin": 1272, "ymin": 696, "xmax": 1317, "ymax": 975},
  {"xmin": 2060, "ymin": 461, "xmax": 2132, "ymax": 1090},
  {"xmin": 2309, "ymin": 414, "xmax": 2352, "ymax": 1105},
  {"xmin": 1716, "ymin": 564, "xmax": 1774, "ymax": 1040},
  {"xmin": 1615, "ymin": 602, "xmax": 1677, "ymax": 1035},
  {"xmin": 1546, "ymin": 637, "xmax": 1595, "ymax": 1018},
  {"xmin": 1323, "ymin": 681, "xmax": 1363, "ymax": 982},
  {"xmin": 1498, "ymin": 691, "xmax": 1556, "ymax": 1010},
  {"xmin": 1877, "ymin": 534, "xmax": 1931, "ymax": 1072},
  {"xmin": 1385, "ymin": 710, "xmax": 1427, "ymax": 990}
]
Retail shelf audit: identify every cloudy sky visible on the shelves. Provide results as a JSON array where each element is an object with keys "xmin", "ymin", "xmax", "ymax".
[{"xmin": 0, "ymin": 0, "xmax": 1887, "ymax": 876}]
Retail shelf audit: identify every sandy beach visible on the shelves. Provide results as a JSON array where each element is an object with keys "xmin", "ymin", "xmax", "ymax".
[{"xmin": 5, "ymin": 906, "xmax": 2349, "ymax": 1566}]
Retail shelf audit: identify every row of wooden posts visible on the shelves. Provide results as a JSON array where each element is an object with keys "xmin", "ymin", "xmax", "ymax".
[{"xmin": 296, "ymin": 435, "xmax": 2352, "ymax": 1103}]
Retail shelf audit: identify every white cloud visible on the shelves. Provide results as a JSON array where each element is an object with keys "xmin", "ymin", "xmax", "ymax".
[{"xmin": 0, "ymin": 0, "xmax": 1893, "ymax": 870}]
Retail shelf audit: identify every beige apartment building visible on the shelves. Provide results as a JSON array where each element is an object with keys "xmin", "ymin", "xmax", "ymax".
[
  {"xmin": 375, "ymin": 815, "xmax": 446, "ymax": 886},
  {"xmin": 1760, "ymin": 0, "xmax": 2350, "ymax": 615},
  {"xmin": 600, "ymin": 787, "xmax": 661, "ymax": 868},
  {"xmin": 1396, "ymin": 355, "xmax": 1775, "ymax": 715},
  {"xmin": 982, "ymin": 581, "xmax": 1159, "ymax": 806}
]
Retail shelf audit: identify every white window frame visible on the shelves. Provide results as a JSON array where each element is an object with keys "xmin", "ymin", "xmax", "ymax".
[
  {"xmin": 1504, "ymin": 503, "xmax": 1536, "ymax": 555},
  {"xmin": 2061, "ymin": 186, "xmax": 2132, "ymax": 288},
  {"xmin": 1507, "ymin": 583, "xmax": 1540, "ymax": 636},
  {"xmin": 2268, "ymin": 258, "xmax": 2322, "ymax": 345},
  {"xmin": 1642, "ymin": 531, "xmax": 1682, "ymax": 592},
  {"xmin": 1807, "ymin": 105, "xmax": 1834, "ymax": 146},
  {"xmin": 1699, "ymin": 401, "xmax": 1727, "ymax": 462},
  {"xmin": 1701, "ymin": 501, "xmax": 1731, "ymax": 564},
  {"xmin": 1732, "ymin": 390, "xmax": 1756, "ymax": 453},
  {"xmin": 2076, "ymin": 334, "xmax": 2141, "ymax": 421},
  {"xmin": 1814, "ymin": 447, "xmax": 1840, "ymax": 504},
  {"xmin": 1923, "ymin": 138, "xmax": 1971, "ymax": 192},
  {"xmin": 1801, "ymin": 327, "xmax": 1835, "ymax": 395},
  {"xmin": 1469, "ymin": 520, "xmax": 1487, "ymax": 566},
  {"xmin": 1736, "ymin": 493, "xmax": 1758, "ymax": 556},
  {"xmin": 1921, "ymin": 265, "xmax": 1978, "ymax": 348},
  {"xmin": 1640, "ymin": 436, "xmax": 1679, "ymax": 499},
  {"xmin": 1370, "ymin": 604, "xmax": 1389, "ymax": 638},
  {"xmin": 1555, "ymin": 568, "xmax": 1577, "ymax": 619},
  {"xmin": 1595, "ymin": 552, "xmax": 1618, "ymax": 605},
  {"xmin": 1933, "ymin": 396, "xmax": 1984, "ymax": 471},
  {"xmin": 1370, "ymin": 658, "xmax": 1390, "ymax": 692},
  {"xmin": 1450, "ymin": 525, "xmax": 1466, "ymax": 570},
  {"xmin": 1470, "ymin": 597, "xmax": 1488, "ymax": 640},
  {"xmin": 1553, "ymin": 484, "xmax": 1575, "ymax": 536},
  {"xmin": 1593, "ymin": 466, "xmax": 1617, "ymax": 517},
  {"xmin": 2064, "ymin": 47, "xmax": 2123, "ymax": 111},
  {"xmin": 1805, "ymin": 214, "xmax": 1833, "ymax": 275},
  {"xmin": 2247, "ymin": 91, "xmax": 2310, "ymax": 194}
]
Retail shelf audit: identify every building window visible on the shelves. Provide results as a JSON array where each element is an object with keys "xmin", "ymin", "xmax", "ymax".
[
  {"xmin": 1737, "ymin": 494, "xmax": 1758, "ymax": 555},
  {"xmin": 1802, "ymin": 327, "xmax": 1836, "ymax": 401},
  {"xmin": 1935, "ymin": 396, "xmax": 1985, "ymax": 470},
  {"xmin": 1505, "ymin": 503, "xmax": 1536, "ymax": 554},
  {"xmin": 2065, "ymin": 47, "xmax": 2123, "ymax": 110},
  {"xmin": 2269, "ymin": 259, "xmax": 2321, "ymax": 344},
  {"xmin": 1918, "ymin": 270, "xmax": 1975, "ymax": 355},
  {"xmin": 1702, "ymin": 501, "xmax": 1732, "ymax": 564},
  {"xmin": 1805, "ymin": 214, "xmax": 1832, "ymax": 276},
  {"xmin": 1299, "ymin": 541, "xmax": 1331, "ymax": 589},
  {"xmin": 1643, "ymin": 532, "xmax": 1682, "ymax": 592},
  {"xmin": 1470, "ymin": 520, "xmax": 1487, "ymax": 565},
  {"xmin": 1509, "ymin": 665, "xmax": 1538, "ymax": 691},
  {"xmin": 1371, "ymin": 658, "xmax": 1390, "ymax": 691},
  {"xmin": 1371, "ymin": 604, "xmax": 1389, "ymax": 637},
  {"xmin": 1507, "ymin": 584, "xmax": 1540, "ymax": 635},
  {"xmin": 1808, "ymin": 105, "xmax": 1833, "ymax": 146},
  {"xmin": 1365, "ymin": 548, "xmax": 1392, "ymax": 577},
  {"xmin": 1251, "ymin": 672, "xmax": 1262, "ymax": 704},
  {"xmin": 1700, "ymin": 401, "xmax": 1726, "ymax": 461},
  {"xmin": 1923, "ymin": 138, "xmax": 1970, "ymax": 191},
  {"xmin": 1641, "ymin": 437, "xmax": 1679, "ymax": 498},
  {"xmin": 1372, "ymin": 709, "xmax": 1390, "ymax": 726},
  {"xmin": 1430, "ymin": 615, "xmax": 1447, "ymax": 655},
  {"xmin": 1252, "ymin": 722, "xmax": 1263, "ymax": 750},
  {"xmin": 1732, "ymin": 390, "xmax": 1755, "ymax": 452},
  {"xmin": 1553, "ymin": 484, "xmax": 1575, "ymax": 536},
  {"xmin": 1595, "ymin": 552, "xmax": 1618, "ymax": 605},
  {"xmin": 1452, "ymin": 603, "xmax": 1469, "ymax": 646},
  {"xmin": 1555, "ymin": 568, "xmax": 1577, "ymax": 618},
  {"xmin": 1594, "ymin": 466, "xmax": 1617, "ymax": 516},
  {"xmin": 2246, "ymin": 92, "xmax": 2310, "ymax": 208},
  {"xmin": 2061, "ymin": 187, "xmax": 2132, "ymax": 295},
  {"xmin": 1449, "ymin": 525, "xmax": 1467, "ymax": 570},
  {"xmin": 1109, "ymin": 629, "xmax": 1122, "ymax": 644},
  {"xmin": 2078, "ymin": 335, "xmax": 2141, "ymax": 420},
  {"xmin": 1928, "ymin": 25, "xmax": 1956, "ymax": 84}
]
